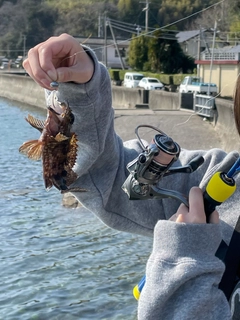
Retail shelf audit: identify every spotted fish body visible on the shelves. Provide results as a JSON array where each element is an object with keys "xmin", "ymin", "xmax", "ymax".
[{"xmin": 19, "ymin": 92, "xmax": 82, "ymax": 192}]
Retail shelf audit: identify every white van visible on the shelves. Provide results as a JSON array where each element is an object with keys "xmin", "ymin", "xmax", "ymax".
[{"xmin": 123, "ymin": 72, "xmax": 144, "ymax": 88}]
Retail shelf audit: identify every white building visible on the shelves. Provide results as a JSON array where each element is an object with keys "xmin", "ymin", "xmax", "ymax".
[
  {"xmin": 75, "ymin": 36, "xmax": 129, "ymax": 69},
  {"xmin": 196, "ymin": 46, "xmax": 240, "ymax": 97}
]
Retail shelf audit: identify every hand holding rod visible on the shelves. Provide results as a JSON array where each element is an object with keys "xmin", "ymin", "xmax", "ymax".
[
  {"xmin": 203, "ymin": 158, "xmax": 240, "ymax": 222},
  {"xmin": 133, "ymin": 157, "xmax": 240, "ymax": 300}
]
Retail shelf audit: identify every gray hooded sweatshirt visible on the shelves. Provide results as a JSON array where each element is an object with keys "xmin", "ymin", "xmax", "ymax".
[{"xmin": 45, "ymin": 47, "xmax": 239, "ymax": 319}]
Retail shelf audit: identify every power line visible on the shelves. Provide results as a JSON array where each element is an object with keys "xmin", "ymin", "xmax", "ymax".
[
  {"xmin": 109, "ymin": 18, "xmax": 156, "ymax": 33},
  {"xmin": 109, "ymin": 22, "xmax": 177, "ymax": 40},
  {"xmin": 109, "ymin": 18, "xmax": 144, "ymax": 28}
]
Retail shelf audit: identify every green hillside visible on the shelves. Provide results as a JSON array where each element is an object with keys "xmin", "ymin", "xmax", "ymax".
[{"xmin": 0, "ymin": 0, "xmax": 239, "ymax": 60}]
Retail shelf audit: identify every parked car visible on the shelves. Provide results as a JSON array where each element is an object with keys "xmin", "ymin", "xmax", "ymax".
[
  {"xmin": 179, "ymin": 76, "xmax": 218, "ymax": 95},
  {"xmin": 123, "ymin": 72, "xmax": 144, "ymax": 88},
  {"xmin": 0, "ymin": 58, "xmax": 9, "ymax": 69},
  {"xmin": 14, "ymin": 57, "xmax": 23, "ymax": 68},
  {"xmin": 138, "ymin": 77, "xmax": 165, "ymax": 90}
]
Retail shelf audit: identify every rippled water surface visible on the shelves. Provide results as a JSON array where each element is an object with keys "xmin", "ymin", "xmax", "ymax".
[{"xmin": 0, "ymin": 98, "xmax": 152, "ymax": 320}]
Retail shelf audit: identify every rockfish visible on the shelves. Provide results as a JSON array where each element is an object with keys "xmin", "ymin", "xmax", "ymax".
[{"xmin": 19, "ymin": 92, "xmax": 82, "ymax": 192}]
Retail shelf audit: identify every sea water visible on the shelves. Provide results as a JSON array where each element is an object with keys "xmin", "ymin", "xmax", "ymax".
[{"xmin": 0, "ymin": 98, "xmax": 152, "ymax": 320}]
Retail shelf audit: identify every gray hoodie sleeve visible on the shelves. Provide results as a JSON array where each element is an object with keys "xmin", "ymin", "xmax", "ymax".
[{"xmin": 138, "ymin": 220, "xmax": 232, "ymax": 320}]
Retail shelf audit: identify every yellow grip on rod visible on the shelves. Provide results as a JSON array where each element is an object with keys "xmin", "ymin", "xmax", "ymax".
[{"xmin": 205, "ymin": 172, "xmax": 236, "ymax": 203}]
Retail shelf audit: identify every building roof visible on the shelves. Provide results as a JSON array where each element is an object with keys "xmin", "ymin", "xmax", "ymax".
[
  {"xmin": 203, "ymin": 45, "xmax": 240, "ymax": 54},
  {"xmin": 176, "ymin": 30, "xmax": 201, "ymax": 43},
  {"xmin": 227, "ymin": 45, "xmax": 240, "ymax": 53},
  {"xmin": 75, "ymin": 36, "xmax": 130, "ymax": 48}
]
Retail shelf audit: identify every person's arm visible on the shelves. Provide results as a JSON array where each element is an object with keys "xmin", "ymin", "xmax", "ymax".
[
  {"xmin": 24, "ymin": 34, "xmax": 112, "ymax": 177},
  {"xmin": 138, "ymin": 188, "xmax": 232, "ymax": 320},
  {"xmin": 23, "ymin": 34, "xmax": 156, "ymax": 236}
]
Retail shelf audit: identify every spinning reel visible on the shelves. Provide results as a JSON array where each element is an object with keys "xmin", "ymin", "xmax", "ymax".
[{"xmin": 122, "ymin": 125, "xmax": 204, "ymax": 206}]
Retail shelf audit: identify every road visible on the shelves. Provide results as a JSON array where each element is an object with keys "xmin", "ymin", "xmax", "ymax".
[{"xmin": 113, "ymin": 108, "xmax": 222, "ymax": 151}]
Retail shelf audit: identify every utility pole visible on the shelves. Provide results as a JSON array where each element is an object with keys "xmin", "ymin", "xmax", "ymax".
[
  {"xmin": 98, "ymin": 15, "xmax": 103, "ymax": 38},
  {"xmin": 98, "ymin": 15, "xmax": 101, "ymax": 37},
  {"xmin": 140, "ymin": 0, "xmax": 150, "ymax": 32},
  {"xmin": 104, "ymin": 13, "xmax": 108, "ymax": 67},
  {"xmin": 208, "ymin": 20, "xmax": 217, "ymax": 95},
  {"xmin": 108, "ymin": 19, "xmax": 125, "ymax": 70},
  {"xmin": 23, "ymin": 35, "xmax": 26, "ymax": 58},
  {"xmin": 197, "ymin": 27, "xmax": 201, "ymax": 78}
]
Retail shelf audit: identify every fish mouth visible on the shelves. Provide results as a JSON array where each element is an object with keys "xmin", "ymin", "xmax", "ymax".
[
  {"xmin": 47, "ymin": 106, "xmax": 61, "ymax": 115},
  {"xmin": 47, "ymin": 106, "xmax": 64, "ymax": 126}
]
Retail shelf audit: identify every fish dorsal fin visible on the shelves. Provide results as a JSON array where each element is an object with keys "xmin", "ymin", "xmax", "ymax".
[
  {"xmin": 66, "ymin": 133, "xmax": 78, "ymax": 168},
  {"xmin": 55, "ymin": 133, "xmax": 69, "ymax": 142},
  {"xmin": 26, "ymin": 114, "xmax": 45, "ymax": 132}
]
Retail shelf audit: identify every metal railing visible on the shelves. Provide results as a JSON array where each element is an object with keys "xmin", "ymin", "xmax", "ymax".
[{"xmin": 194, "ymin": 94, "xmax": 216, "ymax": 118}]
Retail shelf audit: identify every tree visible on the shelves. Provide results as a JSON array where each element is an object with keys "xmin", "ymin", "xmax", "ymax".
[
  {"xmin": 53, "ymin": 1, "xmax": 118, "ymax": 37},
  {"xmin": 147, "ymin": 29, "xmax": 187, "ymax": 73},
  {"xmin": 158, "ymin": 0, "xmax": 216, "ymax": 29},
  {"xmin": 23, "ymin": 0, "xmax": 57, "ymax": 47},
  {"xmin": 0, "ymin": 1, "xmax": 26, "ymax": 57},
  {"xmin": 127, "ymin": 33, "xmax": 149, "ymax": 70},
  {"xmin": 118, "ymin": 0, "xmax": 139, "ymax": 19},
  {"xmin": 128, "ymin": 29, "xmax": 195, "ymax": 74},
  {"xmin": 228, "ymin": 0, "xmax": 240, "ymax": 41}
]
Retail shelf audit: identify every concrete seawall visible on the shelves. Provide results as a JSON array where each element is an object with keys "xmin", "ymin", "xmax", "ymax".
[
  {"xmin": 214, "ymin": 97, "xmax": 239, "ymax": 152},
  {"xmin": 0, "ymin": 73, "xmax": 46, "ymax": 108},
  {"xmin": 0, "ymin": 73, "xmax": 180, "ymax": 111},
  {"xmin": 112, "ymin": 86, "xmax": 180, "ymax": 110},
  {"xmin": 0, "ymin": 73, "xmax": 239, "ymax": 152},
  {"xmin": 149, "ymin": 90, "xmax": 179, "ymax": 110}
]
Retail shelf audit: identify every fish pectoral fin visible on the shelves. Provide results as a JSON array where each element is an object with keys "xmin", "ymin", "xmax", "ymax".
[
  {"xmin": 19, "ymin": 140, "xmax": 43, "ymax": 160},
  {"xmin": 26, "ymin": 114, "xmax": 45, "ymax": 132}
]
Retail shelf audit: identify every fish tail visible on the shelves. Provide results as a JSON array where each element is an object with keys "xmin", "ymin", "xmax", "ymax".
[{"xmin": 19, "ymin": 140, "xmax": 43, "ymax": 160}]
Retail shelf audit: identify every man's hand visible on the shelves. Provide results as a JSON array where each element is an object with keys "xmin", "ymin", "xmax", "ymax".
[
  {"xmin": 23, "ymin": 33, "xmax": 94, "ymax": 90},
  {"xmin": 170, "ymin": 187, "xmax": 219, "ymax": 224}
]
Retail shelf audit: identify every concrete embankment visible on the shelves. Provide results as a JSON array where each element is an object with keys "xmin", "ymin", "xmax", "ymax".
[
  {"xmin": 214, "ymin": 98, "xmax": 240, "ymax": 152},
  {"xmin": 0, "ymin": 73, "xmax": 46, "ymax": 107},
  {"xmin": 0, "ymin": 73, "xmax": 239, "ymax": 152}
]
